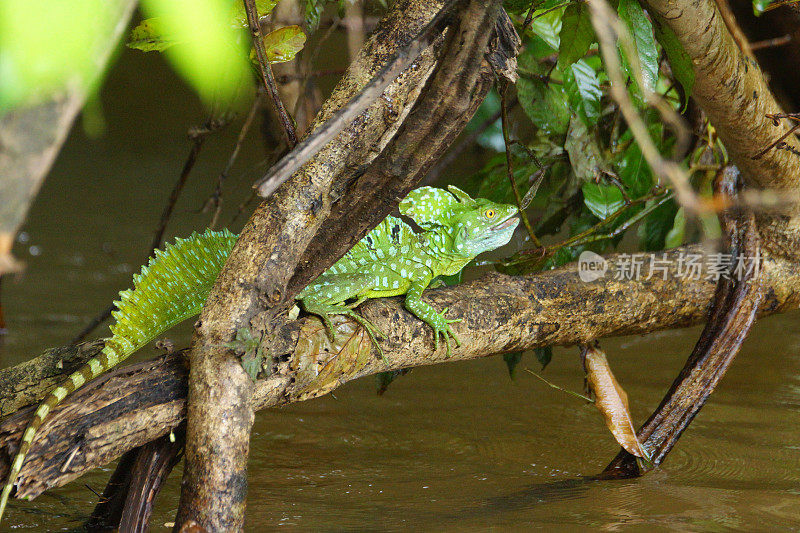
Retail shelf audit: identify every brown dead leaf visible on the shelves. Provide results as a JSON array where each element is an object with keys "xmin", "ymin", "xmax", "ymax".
[
  {"xmin": 584, "ymin": 345, "xmax": 649, "ymax": 460},
  {"xmin": 0, "ymin": 232, "xmax": 23, "ymax": 277},
  {"xmin": 291, "ymin": 315, "xmax": 373, "ymax": 400}
]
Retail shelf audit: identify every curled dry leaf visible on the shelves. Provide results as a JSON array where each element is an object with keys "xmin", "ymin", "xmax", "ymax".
[
  {"xmin": 584, "ymin": 345, "xmax": 649, "ymax": 460},
  {"xmin": 291, "ymin": 315, "xmax": 374, "ymax": 401}
]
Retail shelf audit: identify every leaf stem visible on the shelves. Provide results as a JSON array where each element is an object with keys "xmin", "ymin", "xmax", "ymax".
[{"xmin": 243, "ymin": 0, "xmax": 297, "ymax": 149}]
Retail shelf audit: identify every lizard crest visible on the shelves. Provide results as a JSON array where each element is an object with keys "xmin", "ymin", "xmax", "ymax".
[{"xmin": 0, "ymin": 187, "xmax": 518, "ymax": 522}]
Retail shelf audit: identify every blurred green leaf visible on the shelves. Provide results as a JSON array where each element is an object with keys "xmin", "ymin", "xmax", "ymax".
[
  {"xmin": 305, "ymin": 0, "xmax": 326, "ymax": 32},
  {"xmin": 138, "ymin": 0, "xmax": 251, "ymax": 107},
  {"xmin": 558, "ymin": 3, "xmax": 594, "ymax": 67},
  {"xmin": 517, "ymin": 76, "xmax": 570, "ymax": 135},
  {"xmin": 617, "ymin": 0, "xmax": 658, "ymax": 97},
  {"xmin": 582, "ymin": 182, "xmax": 625, "ymax": 220},
  {"xmin": 653, "ymin": 20, "xmax": 694, "ymax": 100},
  {"xmin": 503, "ymin": 352, "xmax": 524, "ymax": 378},
  {"xmin": 0, "ymin": 0, "xmax": 128, "ymax": 110},
  {"xmin": 664, "ymin": 206, "xmax": 685, "ymax": 248},
  {"xmin": 130, "ymin": 1, "xmax": 280, "ymax": 52},
  {"xmin": 562, "ymin": 59, "xmax": 601, "ymax": 126},
  {"xmin": 752, "ymin": 0, "xmax": 773, "ymax": 14},
  {"xmin": 468, "ymin": 90, "xmax": 504, "ymax": 151},
  {"xmin": 256, "ymin": 25, "xmax": 306, "ymax": 63},
  {"xmin": 229, "ymin": 0, "xmax": 278, "ymax": 27},
  {"xmin": 376, "ymin": 369, "xmax": 412, "ymax": 395}
]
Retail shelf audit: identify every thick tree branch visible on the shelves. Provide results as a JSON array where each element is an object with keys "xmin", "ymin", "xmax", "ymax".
[
  {"xmin": 176, "ymin": 1, "xmax": 497, "ymax": 529},
  {"xmin": 645, "ymin": 0, "xmax": 800, "ymax": 193},
  {"xmin": 1, "ymin": 245, "xmax": 799, "ymax": 502}
]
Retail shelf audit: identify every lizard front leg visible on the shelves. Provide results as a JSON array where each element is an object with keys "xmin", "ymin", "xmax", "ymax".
[{"xmin": 403, "ymin": 279, "xmax": 461, "ymax": 356}]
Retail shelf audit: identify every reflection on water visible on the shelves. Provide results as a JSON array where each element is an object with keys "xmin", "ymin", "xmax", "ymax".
[{"xmin": 3, "ymin": 35, "xmax": 800, "ymax": 533}]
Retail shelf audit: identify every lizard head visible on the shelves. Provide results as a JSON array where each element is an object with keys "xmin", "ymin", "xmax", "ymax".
[
  {"xmin": 399, "ymin": 185, "xmax": 519, "ymax": 257},
  {"xmin": 449, "ymin": 192, "xmax": 519, "ymax": 257}
]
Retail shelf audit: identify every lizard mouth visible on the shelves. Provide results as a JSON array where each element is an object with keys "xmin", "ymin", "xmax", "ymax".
[{"xmin": 490, "ymin": 216, "xmax": 519, "ymax": 231}]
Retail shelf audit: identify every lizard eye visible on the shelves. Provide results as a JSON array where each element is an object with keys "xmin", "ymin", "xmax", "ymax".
[{"xmin": 484, "ymin": 209, "xmax": 495, "ymax": 219}]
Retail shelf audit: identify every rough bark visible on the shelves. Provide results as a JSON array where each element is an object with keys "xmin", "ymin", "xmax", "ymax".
[
  {"xmin": 645, "ymin": 0, "xmax": 800, "ymax": 259},
  {"xmin": 85, "ymin": 427, "xmax": 183, "ymax": 532},
  {"xmin": 647, "ymin": 0, "xmax": 800, "ymax": 192},
  {"xmin": 1, "ymin": 245, "xmax": 799, "ymax": 500},
  {"xmin": 0, "ymin": 340, "xmax": 102, "ymax": 418},
  {"xmin": 176, "ymin": 1, "xmax": 505, "ymax": 530}
]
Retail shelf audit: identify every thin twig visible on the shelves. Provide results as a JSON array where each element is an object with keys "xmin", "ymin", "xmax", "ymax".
[
  {"xmin": 750, "ymin": 34, "xmax": 792, "ymax": 51},
  {"xmin": 252, "ymin": 0, "xmax": 457, "ymax": 197},
  {"xmin": 524, "ymin": 368, "xmax": 594, "ymax": 402},
  {"xmin": 586, "ymin": 0, "xmax": 698, "ymax": 212},
  {"xmin": 752, "ymin": 113, "xmax": 800, "ymax": 160},
  {"xmin": 0, "ymin": 276, "xmax": 6, "ymax": 335},
  {"xmin": 243, "ymin": 0, "xmax": 298, "ymax": 148},
  {"xmin": 503, "ymin": 188, "xmax": 673, "ymax": 268},
  {"xmin": 72, "ymin": 120, "xmax": 228, "ymax": 343},
  {"xmin": 500, "ymin": 83, "xmax": 542, "ymax": 247},
  {"xmin": 424, "ymin": 107, "xmax": 504, "ymax": 184},
  {"xmin": 205, "ymin": 93, "xmax": 263, "ymax": 229}
]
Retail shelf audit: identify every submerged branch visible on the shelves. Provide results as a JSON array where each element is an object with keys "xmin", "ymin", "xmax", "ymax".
[{"xmin": 601, "ymin": 166, "xmax": 765, "ymax": 477}]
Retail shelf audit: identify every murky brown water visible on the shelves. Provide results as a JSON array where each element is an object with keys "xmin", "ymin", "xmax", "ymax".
[{"xmin": 2, "ymin": 35, "xmax": 800, "ymax": 532}]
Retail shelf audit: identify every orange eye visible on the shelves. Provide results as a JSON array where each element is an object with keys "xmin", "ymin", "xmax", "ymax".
[{"xmin": 485, "ymin": 209, "xmax": 495, "ymax": 219}]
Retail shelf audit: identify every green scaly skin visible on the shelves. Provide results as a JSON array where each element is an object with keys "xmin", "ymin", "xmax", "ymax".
[
  {"xmin": 297, "ymin": 185, "xmax": 519, "ymax": 356},
  {"xmin": 0, "ymin": 186, "xmax": 518, "ymax": 521},
  {"xmin": 0, "ymin": 229, "xmax": 237, "ymax": 521}
]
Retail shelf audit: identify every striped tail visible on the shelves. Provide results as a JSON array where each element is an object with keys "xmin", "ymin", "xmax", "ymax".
[{"xmin": 0, "ymin": 229, "xmax": 237, "ymax": 522}]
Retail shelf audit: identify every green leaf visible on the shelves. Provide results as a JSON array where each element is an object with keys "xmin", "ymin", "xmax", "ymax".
[
  {"xmin": 639, "ymin": 197, "xmax": 679, "ymax": 250},
  {"xmin": 562, "ymin": 59, "xmax": 602, "ymax": 126},
  {"xmin": 517, "ymin": 76, "xmax": 570, "ymax": 135},
  {"xmin": 582, "ymin": 182, "xmax": 626, "ymax": 220},
  {"xmin": 565, "ymin": 116, "xmax": 606, "ymax": 182},
  {"xmin": 617, "ymin": 0, "xmax": 659, "ymax": 96},
  {"xmin": 653, "ymin": 19, "xmax": 694, "ymax": 100},
  {"xmin": 257, "ymin": 25, "xmax": 306, "ymax": 63},
  {"xmin": 229, "ymin": 0, "xmax": 279, "ymax": 28},
  {"xmin": 241, "ymin": 352, "xmax": 263, "ymax": 382},
  {"xmin": 664, "ymin": 206, "xmax": 685, "ymax": 248},
  {"xmin": 128, "ymin": 17, "xmax": 179, "ymax": 52},
  {"xmin": 305, "ymin": 0, "xmax": 326, "ymax": 32},
  {"xmin": 503, "ymin": 352, "xmax": 524, "ymax": 378},
  {"xmin": 225, "ymin": 327, "xmax": 264, "ymax": 382},
  {"xmin": 752, "ymin": 0, "xmax": 773, "ymax": 14},
  {"xmin": 527, "ymin": 8, "xmax": 563, "ymax": 50},
  {"xmin": 558, "ymin": 3, "xmax": 595, "ymax": 67},
  {"xmin": 616, "ymin": 141, "xmax": 652, "ymax": 198},
  {"xmin": 535, "ymin": 346, "xmax": 553, "ymax": 369}
]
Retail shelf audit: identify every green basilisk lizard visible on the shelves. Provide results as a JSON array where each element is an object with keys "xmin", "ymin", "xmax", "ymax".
[{"xmin": 0, "ymin": 185, "xmax": 518, "ymax": 520}]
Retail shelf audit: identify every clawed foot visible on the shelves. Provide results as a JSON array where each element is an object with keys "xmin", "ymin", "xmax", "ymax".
[
  {"xmin": 429, "ymin": 307, "xmax": 461, "ymax": 357},
  {"xmin": 316, "ymin": 309, "xmax": 387, "ymax": 365}
]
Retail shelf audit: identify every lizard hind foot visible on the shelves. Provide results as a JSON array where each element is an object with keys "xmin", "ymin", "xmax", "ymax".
[{"xmin": 303, "ymin": 301, "xmax": 388, "ymax": 365}]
